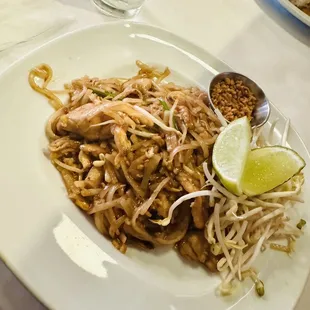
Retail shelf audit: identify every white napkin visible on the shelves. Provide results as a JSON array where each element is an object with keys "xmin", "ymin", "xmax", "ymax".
[{"xmin": 0, "ymin": 0, "xmax": 75, "ymax": 51}]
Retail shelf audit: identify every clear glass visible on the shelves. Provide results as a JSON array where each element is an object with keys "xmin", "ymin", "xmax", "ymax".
[{"xmin": 92, "ymin": 0, "xmax": 145, "ymax": 18}]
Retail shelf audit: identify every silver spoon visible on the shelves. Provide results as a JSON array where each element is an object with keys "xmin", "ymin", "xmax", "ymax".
[{"xmin": 208, "ymin": 72, "xmax": 271, "ymax": 128}]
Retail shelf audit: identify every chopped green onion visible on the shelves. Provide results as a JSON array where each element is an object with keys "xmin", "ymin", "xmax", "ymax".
[
  {"xmin": 297, "ymin": 219, "xmax": 306, "ymax": 230},
  {"xmin": 159, "ymin": 99, "xmax": 179, "ymax": 130},
  {"xmin": 88, "ymin": 86, "xmax": 115, "ymax": 98},
  {"xmin": 159, "ymin": 99, "xmax": 169, "ymax": 111}
]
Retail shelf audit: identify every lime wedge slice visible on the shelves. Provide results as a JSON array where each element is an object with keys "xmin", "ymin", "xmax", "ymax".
[
  {"xmin": 241, "ymin": 146, "xmax": 306, "ymax": 196},
  {"xmin": 212, "ymin": 117, "xmax": 252, "ymax": 196}
]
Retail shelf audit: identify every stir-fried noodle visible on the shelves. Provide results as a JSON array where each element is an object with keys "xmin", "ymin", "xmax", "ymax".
[{"xmin": 29, "ymin": 61, "xmax": 305, "ymax": 296}]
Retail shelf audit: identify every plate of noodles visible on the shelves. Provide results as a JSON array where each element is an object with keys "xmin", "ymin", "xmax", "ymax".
[
  {"xmin": 278, "ymin": 0, "xmax": 310, "ymax": 26},
  {"xmin": 0, "ymin": 22, "xmax": 309, "ymax": 310}
]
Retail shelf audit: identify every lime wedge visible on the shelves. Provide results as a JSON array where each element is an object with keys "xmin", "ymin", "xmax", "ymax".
[
  {"xmin": 241, "ymin": 146, "xmax": 305, "ymax": 196},
  {"xmin": 212, "ymin": 117, "xmax": 252, "ymax": 196}
]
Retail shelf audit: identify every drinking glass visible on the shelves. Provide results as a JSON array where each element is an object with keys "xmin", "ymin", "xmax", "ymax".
[{"xmin": 92, "ymin": 0, "xmax": 145, "ymax": 18}]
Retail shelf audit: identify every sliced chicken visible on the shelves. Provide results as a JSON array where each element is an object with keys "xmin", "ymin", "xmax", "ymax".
[
  {"xmin": 56, "ymin": 102, "xmax": 154, "ymax": 141},
  {"xmin": 57, "ymin": 103, "xmax": 113, "ymax": 140},
  {"xmin": 177, "ymin": 171, "xmax": 207, "ymax": 229},
  {"xmin": 176, "ymin": 231, "xmax": 219, "ymax": 272}
]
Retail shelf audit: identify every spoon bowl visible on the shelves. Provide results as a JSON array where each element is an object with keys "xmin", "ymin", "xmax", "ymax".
[{"xmin": 208, "ymin": 72, "xmax": 271, "ymax": 128}]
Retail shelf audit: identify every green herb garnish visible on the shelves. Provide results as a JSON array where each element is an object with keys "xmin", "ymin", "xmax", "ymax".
[
  {"xmin": 159, "ymin": 99, "xmax": 179, "ymax": 130},
  {"xmin": 88, "ymin": 86, "xmax": 115, "ymax": 98},
  {"xmin": 159, "ymin": 99, "xmax": 169, "ymax": 110}
]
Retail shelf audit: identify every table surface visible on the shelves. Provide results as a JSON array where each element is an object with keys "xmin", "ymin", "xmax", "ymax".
[{"xmin": 0, "ymin": 0, "xmax": 309, "ymax": 309}]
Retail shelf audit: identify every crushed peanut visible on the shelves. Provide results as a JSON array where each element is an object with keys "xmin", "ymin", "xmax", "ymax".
[{"xmin": 211, "ymin": 77, "xmax": 257, "ymax": 122}]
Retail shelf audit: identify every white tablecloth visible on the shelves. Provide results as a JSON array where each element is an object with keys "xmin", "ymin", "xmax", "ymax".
[{"xmin": 0, "ymin": 0, "xmax": 309, "ymax": 309}]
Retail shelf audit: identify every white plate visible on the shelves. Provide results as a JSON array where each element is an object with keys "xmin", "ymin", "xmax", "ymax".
[
  {"xmin": 0, "ymin": 22, "xmax": 309, "ymax": 310},
  {"xmin": 278, "ymin": 0, "xmax": 310, "ymax": 26}
]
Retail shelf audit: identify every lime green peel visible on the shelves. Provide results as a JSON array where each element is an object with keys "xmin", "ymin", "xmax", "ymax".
[
  {"xmin": 241, "ymin": 146, "xmax": 305, "ymax": 196},
  {"xmin": 212, "ymin": 116, "xmax": 305, "ymax": 197},
  {"xmin": 212, "ymin": 117, "xmax": 252, "ymax": 196}
]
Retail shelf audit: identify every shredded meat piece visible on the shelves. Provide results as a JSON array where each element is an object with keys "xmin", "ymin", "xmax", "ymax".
[
  {"xmin": 57, "ymin": 103, "xmax": 113, "ymax": 140},
  {"xmin": 49, "ymin": 136, "xmax": 80, "ymax": 154},
  {"xmin": 177, "ymin": 171, "xmax": 200, "ymax": 192},
  {"xmin": 112, "ymin": 125, "xmax": 131, "ymax": 155},
  {"xmin": 176, "ymin": 106, "xmax": 194, "ymax": 129},
  {"xmin": 165, "ymin": 132, "xmax": 178, "ymax": 152},
  {"xmin": 177, "ymin": 171, "xmax": 206, "ymax": 228},
  {"xmin": 122, "ymin": 78, "xmax": 153, "ymax": 93},
  {"xmin": 56, "ymin": 101, "xmax": 154, "ymax": 140},
  {"xmin": 191, "ymin": 196, "xmax": 207, "ymax": 229},
  {"xmin": 151, "ymin": 192, "xmax": 171, "ymax": 218},
  {"xmin": 78, "ymin": 150, "xmax": 92, "ymax": 169},
  {"xmin": 176, "ymin": 231, "xmax": 219, "ymax": 272},
  {"xmin": 85, "ymin": 166, "xmax": 104, "ymax": 188},
  {"xmin": 80, "ymin": 144, "xmax": 108, "ymax": 157}
]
